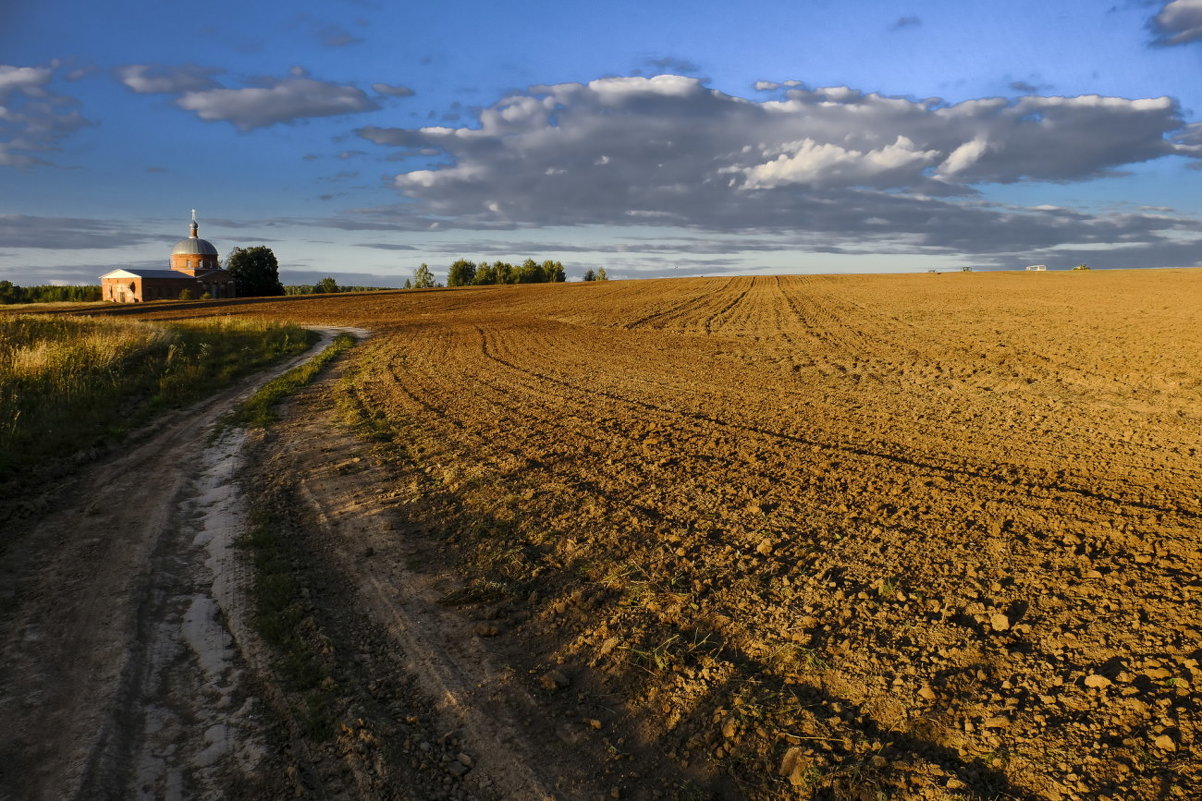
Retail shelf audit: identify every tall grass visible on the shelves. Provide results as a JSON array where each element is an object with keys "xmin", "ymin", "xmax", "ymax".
[{"xmin": 0, "ymin": 314, "xmax": 318, "ymax": 482}]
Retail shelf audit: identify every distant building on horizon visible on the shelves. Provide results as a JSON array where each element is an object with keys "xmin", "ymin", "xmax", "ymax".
[{"xmin": 101, "ymin": 211, "xmax": 235, "ymax": 302}]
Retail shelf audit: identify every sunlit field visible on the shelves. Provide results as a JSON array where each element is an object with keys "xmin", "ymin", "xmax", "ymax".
[{"xmin": 121, "ymin": 270, "xmax": 1202, "ymax": 798}]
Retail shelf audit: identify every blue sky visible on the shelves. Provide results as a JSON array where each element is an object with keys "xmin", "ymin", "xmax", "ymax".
[{"xmin": 2, "ymin": 0, "xmax": 1200, "ymax": 285}]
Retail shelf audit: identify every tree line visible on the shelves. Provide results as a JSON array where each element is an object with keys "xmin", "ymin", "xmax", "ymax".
[
  {"xmin": 0, "ymin": 281, "xmax": 102, "ymax": 305},
  {"xmin": 440, "ymin": 258, "xmax": 567, "ymax": 288},
  {"xmin": 285, "ymin": 277, "xmax": 398, "ymax": 295}
]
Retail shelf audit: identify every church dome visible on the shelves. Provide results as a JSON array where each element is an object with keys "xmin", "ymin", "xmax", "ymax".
[
  {"xmin": 172, "ymin": 211, "xmax": 218, "ymax": 256},
  {"xmin": 172, "ymin": 236, "xmax": 219, "ymax": 256}
]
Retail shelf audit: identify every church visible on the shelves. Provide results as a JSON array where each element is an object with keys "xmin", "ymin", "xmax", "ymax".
[{"xmin": 101, "ymin": 212, "xmax": 235, "ymax": 302}]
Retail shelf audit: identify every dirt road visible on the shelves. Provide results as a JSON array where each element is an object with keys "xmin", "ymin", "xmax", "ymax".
[
  {"xmin": 0, "ymin": 328, "xmax": 358, "ymax": 801},
  {"xmin": 0, "ymin": 320, "xmax": 687, "ymax": 801}
]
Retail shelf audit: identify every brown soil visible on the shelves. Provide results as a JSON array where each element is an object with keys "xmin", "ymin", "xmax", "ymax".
[{"xmin": 6, "ymin": 271, "xmax": 1201, "ymax": 800}]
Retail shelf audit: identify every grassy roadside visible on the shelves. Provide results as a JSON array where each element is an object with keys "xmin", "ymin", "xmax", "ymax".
[
  {"xmin": 0, "ymin": 315, "xmax": 318, "ymax": 508},
  {"xmin": 223, "ymin": 332, "xmax": 357, "ymax": 430},
  {"xmin": 231, "ymin": 332, "xmax": 359, "ymax": 741}
]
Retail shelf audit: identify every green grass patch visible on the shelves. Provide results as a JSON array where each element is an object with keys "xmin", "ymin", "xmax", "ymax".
[
  {"xmin": 0, "ymin": 315, "xmax": 318, "ymax": 483},
  {"xmin": 225, "ymin": 332, "xmax": 357, "ymax": 430}
]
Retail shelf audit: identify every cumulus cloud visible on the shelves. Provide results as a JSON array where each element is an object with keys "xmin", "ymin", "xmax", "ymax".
[
  {"xmin": 735, "ymin": 136, "xmax": 941, "ymax": 189},
  {"xmin": 0, "ymin": 65, "xmax": 53, "ymax": 100},
  {"xmin": 0, "ymin": 64, "xmax": 91, "ymax": 167},
  {"xmin": 115, "ymin": 64, "xmax": 222, "ymax": 94},
  {"xmin": 356, "ymin": 75, "xmax": 1197, "ymax": 234},
  {"xmin": 1149, "ymin": 0, "xmax": 1202, "ymax": 45},
  {"xmin": 347, "ymin": 74, "xmax": 1202, "ymax": 266}
]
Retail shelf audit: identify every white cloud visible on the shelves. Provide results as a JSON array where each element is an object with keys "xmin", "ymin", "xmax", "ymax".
[
  {"xmin": 115, "ymin": 65, "xmax": 380, "ymax": 130},
  {"xmin": 937, "ymin": 137, "xmax": 991, "ymax": 177},
  {"xmin": 395, "ymin": 162, "xmax": 487, "ymax": 189},
  {"xmin": 736, "ymin": 136, "xmax": 941, "ymax": 189},
  {"xmin": 115, "ymin": 64, "xmax": 222, "ymax": 94},
  {"xmin": 585, "ymin": 73, "xmax": 705, "ymax": 102},
  {"xmin": 0, "ymin": 65, "xmax": 51, "ymax": 100},
  {"xmin": 1175, "ymin": 122, "xmax": 1202, "ymax": 151},
  {"xmin": 0, "ymin": 64, "xmax": 90, "ymax": 168},
  {"xmin": 1150, "ymin": 0, "xmax": 1202, "ymax": 45},
  {"xmin": 359, "ymin": 75, "xmax": 1195, "ymax": 221},
  {"xmin": 351, "ymin": 73, "xmax": 1202, "ymax": 262},
  {"xmin": 175, "ymin": 76, "xmax": 379, "ymax": 130}
]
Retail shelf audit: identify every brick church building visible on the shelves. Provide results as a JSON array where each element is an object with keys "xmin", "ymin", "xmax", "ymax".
[{"xmin": 101, "ymin": 212, "xmax": 235, "ymax": 302}]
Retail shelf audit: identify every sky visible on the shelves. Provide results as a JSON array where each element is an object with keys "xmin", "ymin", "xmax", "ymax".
[{"xmin": 1, "ymin": 0, "xmax": 1201, "ymax": 286}]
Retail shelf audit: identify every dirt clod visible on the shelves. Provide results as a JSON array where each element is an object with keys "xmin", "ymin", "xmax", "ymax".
[{"xmin": 539, "ymin": 669, "xmax": 571, "ymax": 691}]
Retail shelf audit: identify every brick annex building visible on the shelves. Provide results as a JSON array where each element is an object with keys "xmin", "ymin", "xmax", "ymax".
[{"xmin": 101, "ymin": 212, "xmax": 234, "ymax": 302}]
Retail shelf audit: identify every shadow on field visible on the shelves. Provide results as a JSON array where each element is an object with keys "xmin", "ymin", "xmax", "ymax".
[
  {"xmin": 431, "ymin": 502, "xmax": 1195, "ymax": 800},
  {"xmin": 397, "ymin": 495, "xmax": 1059, "ymax": 799},
  {"xmin": 331, "ymin": 410, "xmax": 1064, "ymax": 800}
]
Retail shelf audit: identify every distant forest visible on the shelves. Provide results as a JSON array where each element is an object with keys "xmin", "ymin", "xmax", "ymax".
[
  {"xmin": 284, "ymin": 277, "xmax": 398, "ymax": 295},
  {"xmin": 0, "ymin": 281, "xmax": 102, "ymax": 304}
]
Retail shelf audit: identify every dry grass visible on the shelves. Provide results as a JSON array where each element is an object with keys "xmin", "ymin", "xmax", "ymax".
[{"xmin": 0, "ymin": 314, "xmax": 317, "ymax": 486}]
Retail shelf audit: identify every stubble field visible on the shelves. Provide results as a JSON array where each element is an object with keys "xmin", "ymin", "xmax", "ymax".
[{"xmin": 133, "ymin": 271, "xmax": 1202, "ymax": 799}]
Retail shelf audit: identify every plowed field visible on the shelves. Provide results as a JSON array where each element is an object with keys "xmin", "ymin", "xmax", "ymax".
[{"xmin": 131, "ymin": 271, "xmax": 1202, "ymax": 800}]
